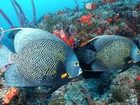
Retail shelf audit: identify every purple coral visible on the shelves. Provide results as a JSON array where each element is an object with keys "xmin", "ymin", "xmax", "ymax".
[
  {"xmin": 0, "ymin": 9, "xmax": 14, "ymax": 28},
  {"xmin": 12, "ymin": 0, "xmax": 26, "ymax": 26},
  {"xmin": 31, "ymin": 0, "xmax": 36, "ymax": 24},
  {"xmin": 0, "ymin": 0, "xmax": 37, "ymax": 30},
  {"xmin": 0, "ymin": 27, "xmax": 4, "ymax": 41},
  {"xmin": 10, "ymin": 0, "xmax": 23, "ymax": 27}
]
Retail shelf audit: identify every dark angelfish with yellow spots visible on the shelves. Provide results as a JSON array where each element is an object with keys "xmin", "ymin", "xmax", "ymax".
[
  {"xmin": 0, "ymin": 28, "xmax": 82, "ymax": 87},
  {"xmin": 76, "ymin": 35, "xmax": 140, "ymax": 72}
]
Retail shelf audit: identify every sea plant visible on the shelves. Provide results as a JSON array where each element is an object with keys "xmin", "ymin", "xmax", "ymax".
[
  {"xmin": 0, "ymin": 0, "xmax": 36, "ymax": 28},
  {"xmin": 0, "ymin": 0, "xmax": 37, "ymax": 41}
]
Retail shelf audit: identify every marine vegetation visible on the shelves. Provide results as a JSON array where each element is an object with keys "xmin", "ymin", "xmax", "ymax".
[{"xmin": 0, "ymin": 0, "xmax": 36, "ymax": 28}]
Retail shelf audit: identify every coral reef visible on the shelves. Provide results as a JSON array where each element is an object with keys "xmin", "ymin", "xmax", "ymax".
[
  {"xmin": 1, "ymin": 0, "xmax": 140, "ymax": 105},
  {"xmin": 109, "ymin": 66, "xmax": 139, "ymax": 105},
  {"xmin": 49, "ymin": 79, "xmax": 88, "ymax": 105},
  {"xmin": 37, "ymin": 0, "xmax": 140, "ymax": 48},
  {"xmin": 47, "ymin": 66, "xmax": 140, "ymax": 105}
]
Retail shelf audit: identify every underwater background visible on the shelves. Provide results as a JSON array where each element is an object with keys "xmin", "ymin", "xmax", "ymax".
[
  {"xmin": 1, "ymin": 0, "xmax": 140, "ymax": 105},
  {"xmin": 0, "ymin": 0, "xmax": 88, "ymax": 51},
  {"xmin": 0, "ymin": 0, "xmax": 88, "ymax": 29}
]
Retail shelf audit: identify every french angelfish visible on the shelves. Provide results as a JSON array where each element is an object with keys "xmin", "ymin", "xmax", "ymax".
[
  {"xmin": 76, "ymin": 35, "xmax": 140, "ymax": 72},
  {"xmin": 0, "ymin": 28, "xmax": 82, "ymax": 87}
]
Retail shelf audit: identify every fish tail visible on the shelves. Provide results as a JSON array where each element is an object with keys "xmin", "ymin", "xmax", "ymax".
[{"xmin": 4, "ymin": 64, "xmax": 39, "ymax": 87}]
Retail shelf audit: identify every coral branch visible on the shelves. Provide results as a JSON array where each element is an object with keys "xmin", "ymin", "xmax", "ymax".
[
  {"xmin": 12, "ymin": 0, "xmax": 26, "ymax": 26},
  {"xmin": 0, "ymin": 27, "xmax": 4, "ymax": 41},
  {"xmin": 10, "ymin": 0, "xmax": 23, "ymax": 27},
  {"xmin": 0, "ymin": 9, "xmax": 14, "ymax": 28},
  {"xmin": 31, "ymin": 0, "xmax": 36, "ymax": 24}
]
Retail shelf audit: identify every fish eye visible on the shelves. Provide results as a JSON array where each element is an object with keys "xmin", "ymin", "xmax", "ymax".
[
  {"xmin": 74, "ymin": 62, "xmax": 79, "ymax": 66},
  {"xmin": 137, "ymin": 51, "xmax": 140, "ymax": 54}
]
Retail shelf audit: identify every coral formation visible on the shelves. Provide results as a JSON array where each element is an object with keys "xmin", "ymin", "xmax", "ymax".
[
  {"xmin": 49, "ymin": 79, "xmax": 88, "ymax": 105},
  {"xmin": 1, "ymin": 0, "xmax": 140, "ymax": 105}
]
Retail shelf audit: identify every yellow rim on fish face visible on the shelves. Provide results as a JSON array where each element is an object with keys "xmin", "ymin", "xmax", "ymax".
[{"xmin": 61, "ymin": 73, "xmax": 69, "ymax": 79}]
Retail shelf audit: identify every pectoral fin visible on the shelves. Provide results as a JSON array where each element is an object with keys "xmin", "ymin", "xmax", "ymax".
[{"xmin": 91, "ymin": 60, "xmax": 107, "ymax": 72}]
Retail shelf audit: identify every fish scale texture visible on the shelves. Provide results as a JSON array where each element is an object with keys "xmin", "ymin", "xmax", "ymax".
[
  {"xmin": 96, "ymin": 39, "xmax": 132, "ymax": 69},
  {"xmin": 14, "ymin": 39, "xmax": 68, "ymax": 85},
  {"xmin": 14, "ymin": 28, "xmax": 62, "ymax": 52}
]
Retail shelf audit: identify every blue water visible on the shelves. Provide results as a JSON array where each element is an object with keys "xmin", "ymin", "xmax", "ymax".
[
  {"xmin": 0, "ymin": 0, "xmax": 88, "ymax": 51},
  {"xmin": 0, "ymin": 0, "xmax": 88, "ymax": 29}
]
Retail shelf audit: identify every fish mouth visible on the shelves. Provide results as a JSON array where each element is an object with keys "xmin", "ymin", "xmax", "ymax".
[
  {"xmin": 78, "ymin": 68, "xmax": 83, "ymax": 75},
  {"xmin": 68, "ymin": 68, "xmax": 83, "ymax": 78}
]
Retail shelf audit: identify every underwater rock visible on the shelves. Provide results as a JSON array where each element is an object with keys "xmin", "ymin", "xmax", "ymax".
[
  {"xmin": 49, "ymin": 79, "xmax": 89, "ymax": 105},
  {"xmin": 48, "ymin": 67, "xmax": 138, "ymax": 105},
  {"xmin": 0, "ymin": 87, "xmax": 52, "ymax": 105},
  {"xmin": 81, "ymin": 66, "xmax": 140, "ymax": 105},
  {"xmin": 108, "ymin": 66, "xmax": 139, "ymax": 105}
]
